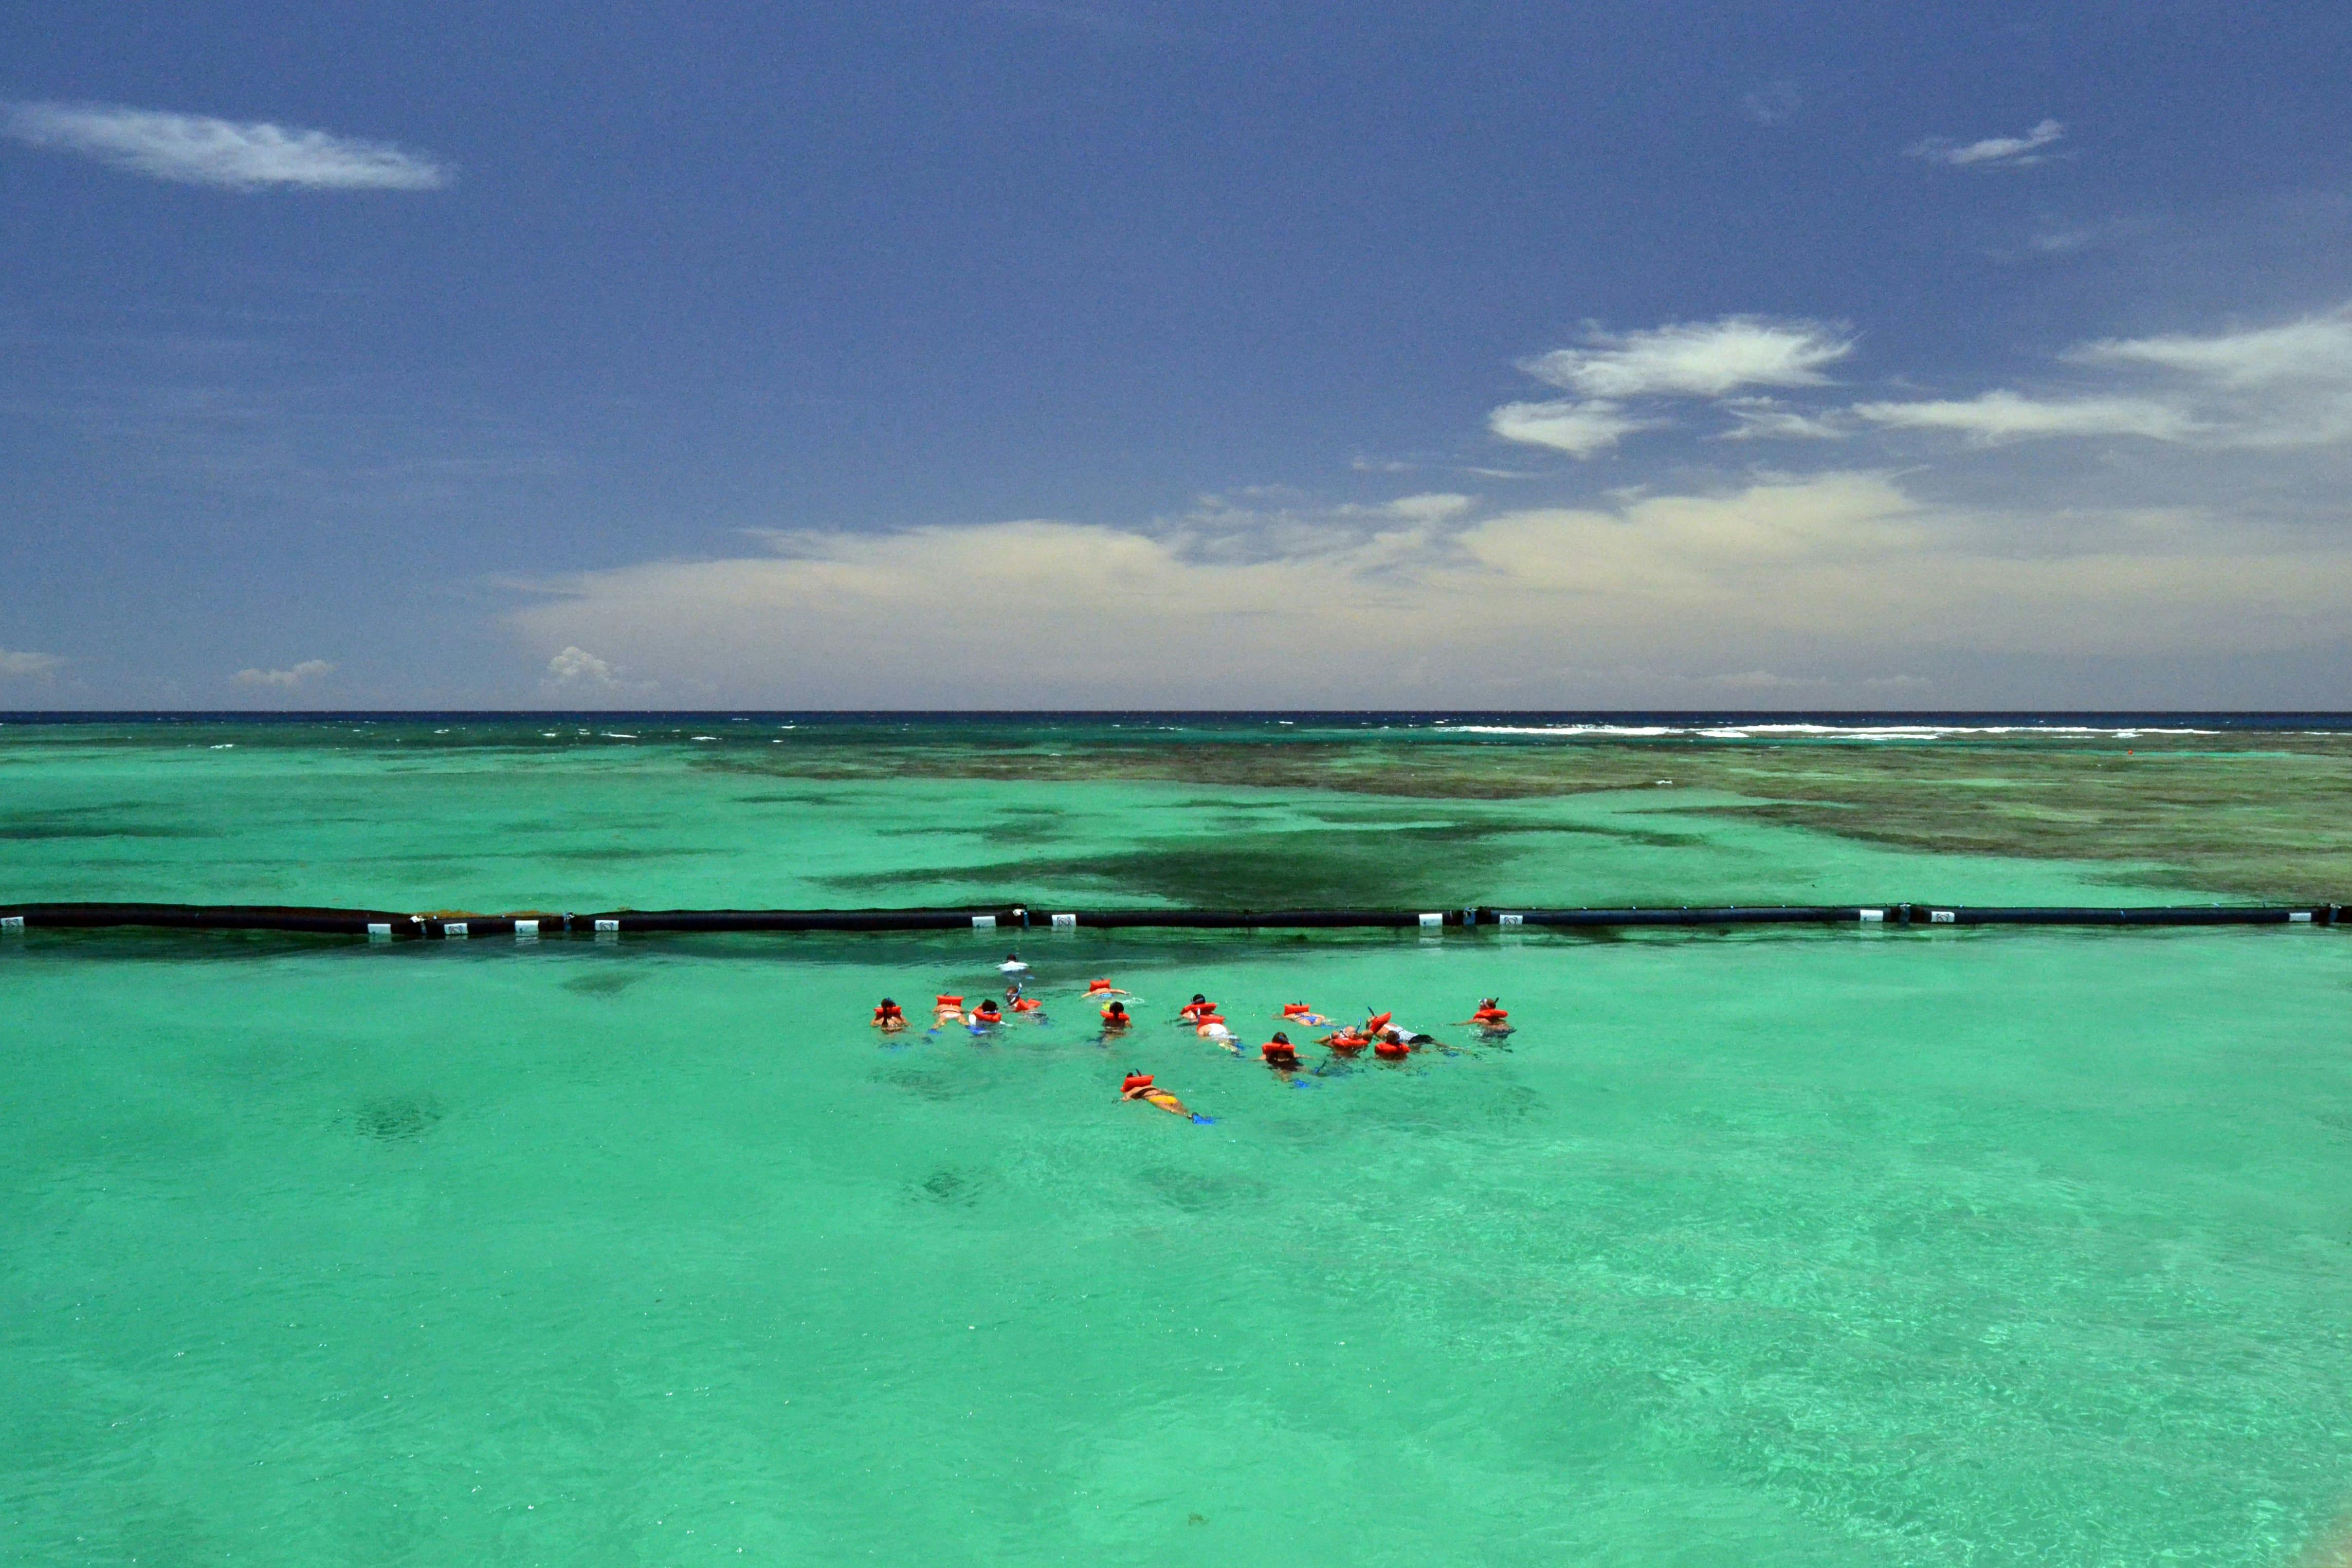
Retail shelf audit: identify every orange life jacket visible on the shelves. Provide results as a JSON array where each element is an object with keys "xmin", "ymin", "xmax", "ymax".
[
  {"xmin": 1011, "ymin": 997, "xmax": 1042, "ymax": 1012},
  {"xmin": 935, "ymin": 994, "xmax": 963, "ymax": 1009},
  {"xmin": 1122, "ymin": 1073, "xmax": 1154, "ymax": 1093},
  {"xmin": 1365, "ymin": 1011, "xmax": 1393, "ymax": 1034},
  {"xmin": 1261, "ymin": 1040, "xmax": 1298, "ymax": 1064},
  {"xmin": 1374, "ymin": 1036, "xmax": 1410, "ymax": 1059},
  {"xmin": 873, "ymin": 1004, "xmax": 904, "ymax": 1024},
  {"xmin": 1087, "ymin": 979, "xmax": 1114, "ymax": 994}
]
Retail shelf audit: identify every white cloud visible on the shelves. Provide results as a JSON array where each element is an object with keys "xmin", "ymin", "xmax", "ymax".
[
  {"xmin": 1852, "ymin": 391, "xmax": 2202, "ymax": 443},
  {"xmin": 1487, "ymin": 398, "xmax": 1652, "ymax": 458},
  {"xmin": 233, "ymin": 658, "xmax": 335, "ymax": 688},
  {"xmin": 2, "ymin": 102, "xmax": 447, "ymax": 191},
  {"xmin": 1741, "ymin": 82, "xmax": 1802, "ymax": 127},
  {"xmin": 1717, "ymin": 399, "xmax": 1850, "ymax": 441},
  {"xmin": 0, "ymin": 648, "xmax": 64, "ymax": 679},
  {"xmin": 1522, "ymin": 317, "xmax": 1853, "ymax": 399},
  {"xmin": 504, "ymin": 475, "xmax": 2352, "ymax": 706},
  {"xmin": 2071, "ymin": 310, "xmax": 2352, "ymax": 388},
  {"xmin": 545, "ymin": 646, "xmax": 622, "ymax": 687},
  {"xmin": 1855, "ymin": 304, "xmax": 2352, "ymax": 447},
  {"xmin": 1908, "ymin": 118, "xmax": 2065, "ymax": 169}
]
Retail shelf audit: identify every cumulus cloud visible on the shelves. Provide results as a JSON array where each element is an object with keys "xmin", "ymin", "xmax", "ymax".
[
  {"xmin": 1, "ymin": 101, "xmax": 447, "ymax": 191},
  {"xmin": 0, "ymin": 648, "xmax": 64, "ymax": 679},
  {"xmin": 1492, "ymin": 318, "xmax": 1854, "ymax": 458},
  {"xmin": 505, "ymin": 475, "xmax": 2352, "ymax": 706},
  {"xmin": 545, "ymin": 646, "xmax": 622, "ymax": 686},
  {"xmin": 1908, "ymin": 118, "xmax": 2065, "ymax": 168},
  {"xmin": 233, "ymin": 659, "xmax": 335, "ymax": 688}
]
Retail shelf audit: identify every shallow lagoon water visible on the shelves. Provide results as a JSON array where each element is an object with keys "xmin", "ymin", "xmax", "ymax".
[{"xmin": 6, "ymin": 717, "xmax": 2352, "ymax": 1565}]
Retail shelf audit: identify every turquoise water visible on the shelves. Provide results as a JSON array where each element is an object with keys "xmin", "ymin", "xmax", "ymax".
[{"xmin": 7, "ymin": 719, "xmax": 2352, "ymax": 1565}]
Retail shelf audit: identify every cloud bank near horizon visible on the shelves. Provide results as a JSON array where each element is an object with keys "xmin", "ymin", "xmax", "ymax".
[
  {"xmin": 1, "ymin": 101, "xmax": 448, "ymax": 190},
  {"xmin": 506, "ymin": 471, "xmax": 2352, "ymax": 707}
]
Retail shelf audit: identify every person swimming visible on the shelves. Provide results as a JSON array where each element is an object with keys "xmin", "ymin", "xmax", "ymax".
[
  {"xmin": 871, "ymin": 998, "xmax": 906, "ymax": 1031},
  {"xmin": 1279, "ymin": 1001, "xmax": 1333, "ymax": 1027},
  {"xmin": 1261, "ymin": 1031, "xmax": 1300, "ymax": 1068},
  {"xmin": 1100, "ymin": 999, "xmax": 1133, "ymax": 1031},
  {"xmin": 967, "ymin": 998, "xmax": 1004, "ymax": 1032},
  {"xmin": 1005, "ymin": 980, "xmax": 1043, "ymax": 1013},
  {"xmin": 998, "ymin": 953, "xmax": 1030, "ymax": 975},
  {"xmin": 1085, "ymin": 978, "xmax": 1133, "ymax": 998},
  {"xmin": 1461, "ymin": 997, "xmax": 1512, "ymax": 1034},
  {"xmin": 1121, "ymin": 1071, "xmax": 1209, "ymax": 1122},
  {"xmin": 1178, "ymin": 994, "xmax": 1216, "ymax": 1024},
  {"xmin": 1373, "ymin": 1030, "xmax": 1413, "ymax": 1060}
]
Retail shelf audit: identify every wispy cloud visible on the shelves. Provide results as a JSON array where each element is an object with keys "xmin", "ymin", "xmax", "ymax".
[
  {"xmin": 1492, "ymin": 317, "xmax": 1853, "ymax": 457},
  {"xmin": 1740, "ymin": 81, "xmax": 1802, "ymax": 127},
  {"xmin": 0, "ymin": 648, "xmax": 64, "ymax": 679},
  {"xmin": 1856, "ymin": 305, "xmax": 2352, "ymax": 447},
  {"xmin": 1487, "ymin": 398, "xmax": 1653, "ymax": 459},
  {"xmin": 1907, "ymin": 118, "xmax": 2065, "ymax": 169},
  {"xmin": 1, "ymin": 102, "xmax": 447, "ymax": 191},
  {"xmin": 1853, "ymin": 391, "xmax": 2201, "ymax": 443},
  {"xmin": 1522, "ymin": 317, "xmax": 1853, "ymax": 400},
  {"xmin": 233, "ymin": 658, "xmax": 335, "ymax": 688}
]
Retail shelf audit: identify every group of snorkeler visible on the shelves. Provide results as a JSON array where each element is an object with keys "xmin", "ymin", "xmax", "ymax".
[{"xmin": 872, "ymin": 954, "xmax": 1515, "ymax": 1119}]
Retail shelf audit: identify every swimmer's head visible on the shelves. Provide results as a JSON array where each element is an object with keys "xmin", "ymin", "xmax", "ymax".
[
  {"xmin": 880, "ymin": 997, "xmax": 896, "ymax": 1008},
  {"xmin": 1271, "ymin": 1031, "xmax": 1289, "ymax": 1045},
  {"xmin": 1191, "ymin": 993, "xmax": 1206, "ymax": 1005}
]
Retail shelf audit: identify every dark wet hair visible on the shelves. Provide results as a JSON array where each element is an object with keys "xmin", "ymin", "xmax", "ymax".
[
  {"xmin": 880, "ymin": 997, "xmax": 896, "ymax": 1007},
  {"xmin": 1191, "ymin": 993, "xmax": 1206, "ymax": 1004},
  {"xmin": 1271, "ymin": 1031, "xmax": 1289, "ymax": 1044}
]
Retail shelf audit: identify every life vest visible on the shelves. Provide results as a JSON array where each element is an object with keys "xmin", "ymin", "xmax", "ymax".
[
  {"xmin": 935, "ymin": 994, "xmax": 963, "ymax": 1009},
  {"xmin": 1472, "ymin": 1006, "xmax": 1508, "ymax": 1023},
  {"xmin": 1281, "ymin": 1003, "xmax": 1314, "ymax": 1018},
  {"xmin": 873, "ymin": 1004, "xmax": 904, "ymax": 1024},
  {"xmin": 1374, "ymin": 1036, "xmax": 1411, "ymax": 1059},
  {"xmin": 1326, "ymin": 1031, "xmax": 1368, "ymax": 1052},
  {"xmin": 1364, "ymin": 1011, "xmax": 1393, "ymax": 1035},
  {"xmin": 1011, "ymin": 997, "xmax": 1042, "ymax": 1012},
  {"xmin": 1101, "ymin": 1006, "xmax": 1131, "ymax": 1025},
  {"xmin": 1261, "ymin": 1039, "xmax": 1298, "ymax": 1064},
  {"xmin": 973, "ymin": 1004, "xmax": 1001, "ymax": 1021},
  {"xmin": 1087, "ymin": 979, "xmax": 1114, "ymax": 994},
  {"xmin": 1179, "ymin": 1001, "xmax": 1214, "ymax": 1022},
  {"xmin": 1122, "ymin": 1073, "xmax": 1154, "ymax": 1094}
]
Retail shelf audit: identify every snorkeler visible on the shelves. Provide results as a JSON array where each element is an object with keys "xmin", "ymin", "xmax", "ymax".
[
  {"xmin": 1459, "ymin": 997, "xmax": 1512, "ymax": 1034},
  {"xmin": 967, "ymin": 998, "xmax": 1005, "ymax": 1032},
  {"xmin": 1260, "ymin": 1031, "xmax": 1300, "ymax": 1068},
  {"xmin": 871, "ymin": 998, "xmax": 906, "ymax": 1031},
  {"xmin": 1006, "ymin": 980, "xmax": 1043, "ymax": 1013},
  {"xmin": 1120, "ymin": 1071, "xmax": 1208, "ymax": 1122},
  {"xmin": 1279, "ymin": 1001, "xmax": 1334, "ymax": 1027},
  {"xmin": 998, "ymin": 953, "xmax": 1030, "ymax": 975},
  {"xmin": 1085, "ymin": 978, "xmax": 1133, "ymax": 998},
  {"xmin": 1100, "ymin": 999, "xmax": 1134, "ymax": 1031},
  {"xmin": 1372, "ymin": 1030, "xmax": 1413, "ymax": 1060},
  {"xmin": 1178, "ymin": 994, "xmax": 1217, "ymax": 1024},
  {"xmin": 932, "ymin": 993, "xmax": 967, "ymax": 1026}
]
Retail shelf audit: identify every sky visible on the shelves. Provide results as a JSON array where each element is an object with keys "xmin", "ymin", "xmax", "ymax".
[{"xmin": 5, "ymin": 0, "xmax": 2352, "ymax": 710}]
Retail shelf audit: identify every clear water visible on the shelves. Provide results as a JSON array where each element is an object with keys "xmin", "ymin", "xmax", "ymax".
[{"xmin": 6, "ymin": 717, "xmax": 2352, "ymax": 1565}]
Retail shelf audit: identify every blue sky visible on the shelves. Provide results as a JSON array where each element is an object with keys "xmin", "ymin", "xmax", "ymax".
[{"xmin": 6, "ymin": 1, "xmax": 2352, "ymax": 708}]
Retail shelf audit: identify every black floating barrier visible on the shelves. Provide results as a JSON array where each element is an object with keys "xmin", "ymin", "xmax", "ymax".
[
  {"xmin": 1042, "ymin": 908, "xmax": 1463, "ymax": 930},
  {"xmin": 584, "ymin": 907, "xmax": 1026, "ymax": 934},
  {"xmin": 1489, "ymin": 906, "xmax": 1878, "ymax": 927},
  {"xmin": 1912, "ymin": 905, "xmax": 2325, "ymax": 927},
  {"xmin": 0, "ymin": 902, "xmax": 418, "ymax": 937},
  {"xmin": 0, "ymin": 901, "xmax": 2341, "ymax": 940}
]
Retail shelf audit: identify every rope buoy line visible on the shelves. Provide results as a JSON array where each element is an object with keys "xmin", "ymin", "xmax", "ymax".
[{"xmin": 0, "ymin": 901, "xmax": 2341, "ymax": 940}]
